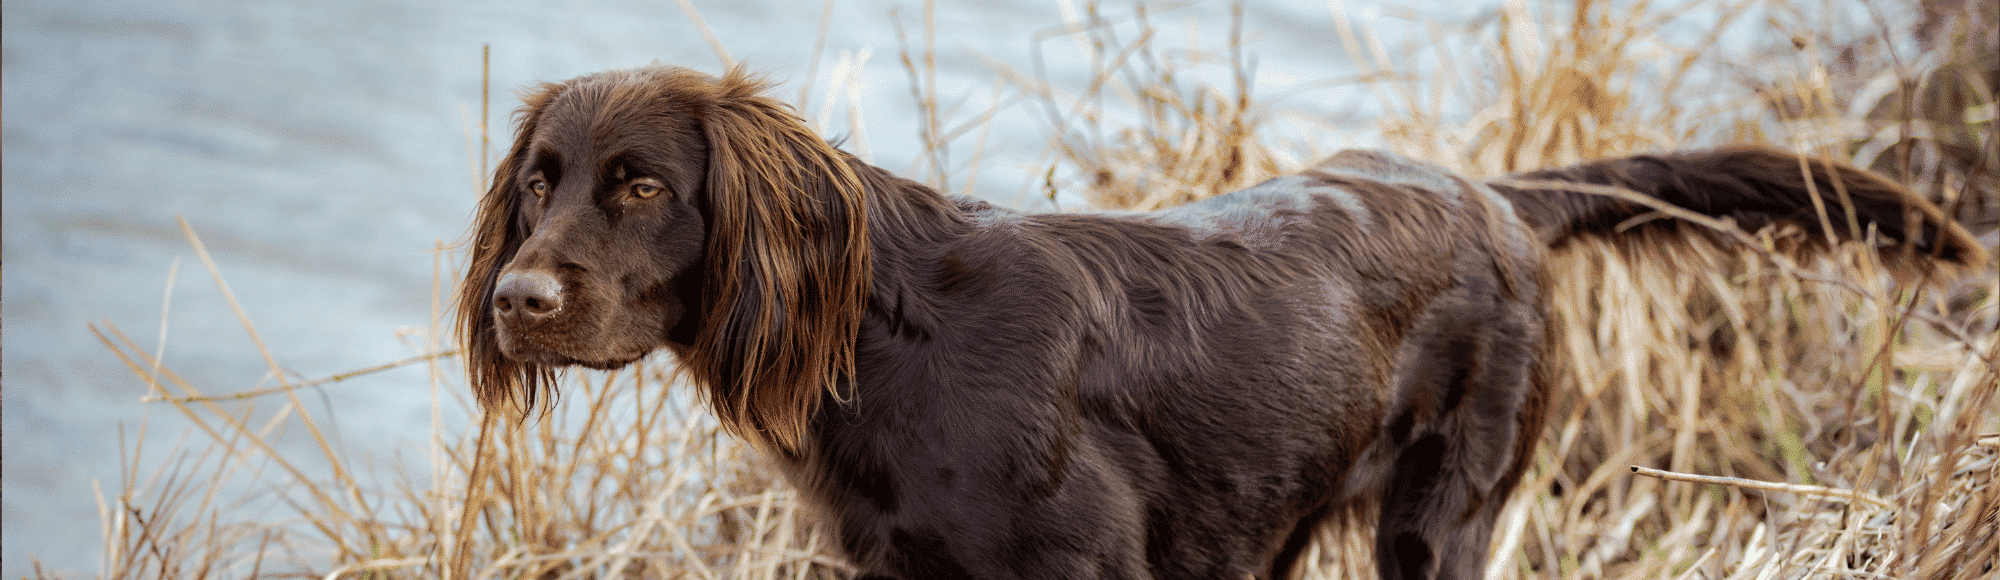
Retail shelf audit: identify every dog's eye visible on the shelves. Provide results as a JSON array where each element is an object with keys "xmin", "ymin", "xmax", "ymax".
[
  {"xmin": 527, "ymin": 179, "xmax": 550, "ymax": 198},
  {"xmin": 630, "ymin": 178, "xmax": 666, "ymax": 199}
]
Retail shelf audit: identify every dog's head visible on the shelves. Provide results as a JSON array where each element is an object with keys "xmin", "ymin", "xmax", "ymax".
[{"xmin": 458, "ymin": 66, "xmax": 871, "ymax": 450}]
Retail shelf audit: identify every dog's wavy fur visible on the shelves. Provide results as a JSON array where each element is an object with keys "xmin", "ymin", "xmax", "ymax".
[{"xmin": 458, "ymin": 65, "xmax": 1985, "ymax": 580}]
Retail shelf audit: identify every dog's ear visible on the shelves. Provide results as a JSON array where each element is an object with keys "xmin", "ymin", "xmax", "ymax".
[
  {"xmin": 458, "ymin": 81, "xmax": 567, "ymax": 418},
  {"xmin": 684, "ymin": 67, "xmax": 872, "ymax": 452}
]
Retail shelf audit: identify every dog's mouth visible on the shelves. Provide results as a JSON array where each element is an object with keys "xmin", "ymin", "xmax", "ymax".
[{"xmin": 493, "ymin": 299, "xmax": 672, "ymax": 370}]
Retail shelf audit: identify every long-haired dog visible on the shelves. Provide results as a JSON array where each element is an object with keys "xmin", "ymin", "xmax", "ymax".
[{"xmin": 458, "ymin": 65, "xmax": 1984, "ymax": 580}]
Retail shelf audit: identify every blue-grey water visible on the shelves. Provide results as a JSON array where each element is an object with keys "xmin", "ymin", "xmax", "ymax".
[{"xmin": 4, "ymin": 0, "xmax": 1810, "ymax": 575}]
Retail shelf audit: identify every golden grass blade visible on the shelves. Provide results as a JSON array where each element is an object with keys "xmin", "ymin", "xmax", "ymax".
[
  {"xmin": 675, "ymin": 0, "xmax": 733, "ymax": 69},
  {"xmin": 174, "ymin": 218, "xmax": 361, "ymax": 488},
  {"xmin": 141, "ymin": 350, "xmax": 460, "ymax": 404},
  {"xmin": 1631, "ymin": 465, "xmax": 1895, "ymax": 510}
]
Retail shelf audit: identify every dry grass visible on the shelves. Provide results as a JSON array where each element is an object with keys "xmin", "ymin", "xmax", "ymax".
[
  {"xmin": 71, "ymin": 0, "xmax": 1996, "ymax": 578},
  {"xmin": 1001, "ymin": 1, "xmax": 1287, "ymax": 210}
]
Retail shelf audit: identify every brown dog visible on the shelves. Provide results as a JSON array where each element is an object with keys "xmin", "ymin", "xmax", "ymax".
[{"xmin": 458, "ymin": 65, "xmax": 1982, "ymax": 579}]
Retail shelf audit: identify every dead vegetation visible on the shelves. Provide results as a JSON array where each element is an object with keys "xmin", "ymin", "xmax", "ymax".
[{"xmin": 73, "ymin": 0, "xmax": 1996, "ymax": 578}]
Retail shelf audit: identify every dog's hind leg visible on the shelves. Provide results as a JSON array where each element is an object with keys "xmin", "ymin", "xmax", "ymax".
[
  {"xmin": 1372, "ymin": 286, "xmax": 1544, "ymax": 580},
  {"xmin": 1374, "ymin": 434, "xmax": 1516, "ymax": 580}
]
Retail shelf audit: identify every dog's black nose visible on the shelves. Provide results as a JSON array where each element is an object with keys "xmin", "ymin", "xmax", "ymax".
[{"xmin": 494, "ymin": 271, "xmax": 563, "ymax": 320}]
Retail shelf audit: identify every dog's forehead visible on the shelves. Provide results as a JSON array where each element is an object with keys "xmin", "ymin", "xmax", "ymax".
[
  {"xmin": 530, "ymin": 68, "xmax": 708, "ymax": 155},
  {"xmin": 560, "ymin": 67, "xmax": 709, "ymax": 113}
]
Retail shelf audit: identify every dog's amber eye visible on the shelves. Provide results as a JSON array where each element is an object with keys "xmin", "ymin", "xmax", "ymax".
[
  {"xmin": 630, "ymin": 178, "xmax": 665, "ymax": 199},
  {"xmin": 527, "ymin": 179, "xmax": 550, "ymax": 197}
]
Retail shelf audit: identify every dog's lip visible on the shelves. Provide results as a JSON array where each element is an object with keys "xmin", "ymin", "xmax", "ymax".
[{"xmin": 498, "ymin": 331, "xmax": 653, "ymax": 368}]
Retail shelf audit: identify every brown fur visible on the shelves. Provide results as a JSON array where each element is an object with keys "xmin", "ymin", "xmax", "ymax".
[
  {"xmin": 1490, "ymin": 145, "xmax": 1986, "ymax": 267},
  {"xmin": 457, "ymin": 65, "xmax": 1982, "ymax": 580}
]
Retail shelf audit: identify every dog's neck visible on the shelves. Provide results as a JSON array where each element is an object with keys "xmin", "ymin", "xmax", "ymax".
[{"xmin": 836, "ymin": 156, "xmax": 980, "ymax": 342}]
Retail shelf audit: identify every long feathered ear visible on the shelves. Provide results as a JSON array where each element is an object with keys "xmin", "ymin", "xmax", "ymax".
[
  {"xmin": 457, "ymin": 81, "xmax": 567, "ymax": 418},
  {"xmin": 684, "ymin": 67, "xmax": 872, "ymax": 453}
]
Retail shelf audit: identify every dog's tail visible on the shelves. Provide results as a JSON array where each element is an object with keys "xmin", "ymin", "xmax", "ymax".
[{"xmin": 1487, "ymin": 146, "xmax": 1987, "ymax": 268}]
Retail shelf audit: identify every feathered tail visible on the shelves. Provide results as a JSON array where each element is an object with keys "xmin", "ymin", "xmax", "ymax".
[{"xmin": 1487, "ymin": 146, "xmax": 1987, "ymax": 268}]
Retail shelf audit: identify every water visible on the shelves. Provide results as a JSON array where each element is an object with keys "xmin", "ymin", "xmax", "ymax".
[{"xmin": 2, "ymin": 0, "xmax": 1446, "ymax": 575}]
